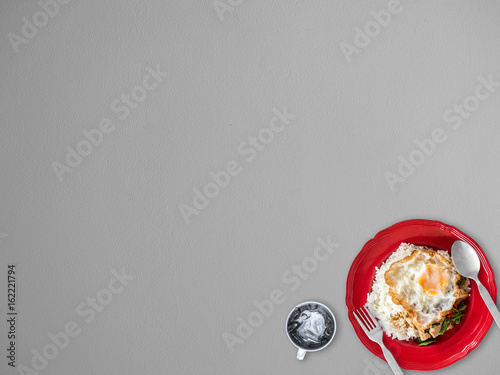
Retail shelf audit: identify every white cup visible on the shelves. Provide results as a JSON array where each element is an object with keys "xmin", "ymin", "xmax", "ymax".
[{"xmin": 285, "ymin": 301, "xmax": 336, "ymax": 360}]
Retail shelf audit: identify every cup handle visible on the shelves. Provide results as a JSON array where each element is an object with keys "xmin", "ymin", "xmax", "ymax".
[{"xmin": 297, "ymin": 348, "xmax": 306, "ymax": 360}]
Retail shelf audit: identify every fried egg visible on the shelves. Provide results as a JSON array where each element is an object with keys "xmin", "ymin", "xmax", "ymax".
[{"xmin": 384, "ymin": 249, "xmax": 462, "ymax": 331}]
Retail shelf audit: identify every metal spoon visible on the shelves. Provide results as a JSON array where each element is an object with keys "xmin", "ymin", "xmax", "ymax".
[{"xmin": 451, "ymin": 240, "xmax": 500, "ymax": 329}]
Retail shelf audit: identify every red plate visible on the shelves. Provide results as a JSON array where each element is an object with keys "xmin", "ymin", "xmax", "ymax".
[{"xmin": 346, "ymin": 219, "xmax": 497, "ymax": 371}]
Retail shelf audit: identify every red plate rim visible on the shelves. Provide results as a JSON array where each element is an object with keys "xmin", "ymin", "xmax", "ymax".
[{"xmin": 345, "ymin": 219, "xmax": 497, "ymax": 371}]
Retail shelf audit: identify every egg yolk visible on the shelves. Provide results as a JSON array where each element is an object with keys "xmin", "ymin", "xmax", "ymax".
[{"xmin": 418, "ymin": 264, "xmax": 447, "ymax": 295}]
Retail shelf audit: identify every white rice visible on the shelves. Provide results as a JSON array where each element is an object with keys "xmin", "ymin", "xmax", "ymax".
[{"xmin": 366, "ymin": 243, "xmax": 451, "ymax": 340}]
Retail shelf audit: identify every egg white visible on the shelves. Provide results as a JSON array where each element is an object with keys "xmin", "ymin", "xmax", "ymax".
[{"xmin": 386, "ymin": 250, "xmax": 458, "ymax": 327}]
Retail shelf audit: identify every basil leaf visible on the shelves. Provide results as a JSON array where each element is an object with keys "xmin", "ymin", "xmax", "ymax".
[
  {"xmin": 453, "ymin": 313, "xmax": 465, "ymax": 323},
  {"xmin": 432, "ymin": 323, "xmax": 440, "ymax": 328}
]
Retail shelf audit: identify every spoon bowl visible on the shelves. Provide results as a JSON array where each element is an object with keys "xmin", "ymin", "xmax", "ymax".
[
  {"xmin": 451, "ymin": 240, "xmax": 481, "ymax": 280},
  {"xmin": 451, "ymin": 240, "xmax": 500, "ymax": 329}
]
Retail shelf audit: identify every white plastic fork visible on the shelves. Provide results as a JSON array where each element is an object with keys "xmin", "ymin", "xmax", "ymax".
[{"xmin": 353, "ymin": 306, "xmax": 404, "ymax": 375}]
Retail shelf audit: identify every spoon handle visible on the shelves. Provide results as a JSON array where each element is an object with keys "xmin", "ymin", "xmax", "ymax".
[{"xmin": 476, "ymin": 280, "xmax": 500, "ymax": 329}]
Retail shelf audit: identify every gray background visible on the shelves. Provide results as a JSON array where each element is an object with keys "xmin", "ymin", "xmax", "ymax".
[{"xmin": 1, "ymin": 0, "xmax": 500, "ymax": 374}]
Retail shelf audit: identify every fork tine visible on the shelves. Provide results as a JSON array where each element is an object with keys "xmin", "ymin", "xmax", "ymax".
[
  {"xmin": 358, "ymin": 307, "xmax": 374, "ymax": 330},
  {"xmin": 361, "ymin": 306, "xmax": 377, "ymax": 329},
  {"xmin": 356, "ymin": 308, "xmax": 373, "ymax": 330},
  {"xmin": 364, "ymin": 305, "xmax": 379, "ymax": 327},
  {"xmin": 353, "ymin": 310, "xmax": 369, "ymax": 333}
]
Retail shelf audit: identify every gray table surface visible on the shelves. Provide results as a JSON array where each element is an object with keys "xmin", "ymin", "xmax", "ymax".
[{"xmin": 1, "ymin": 0, "xmax": 499, "ymax": 374}]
